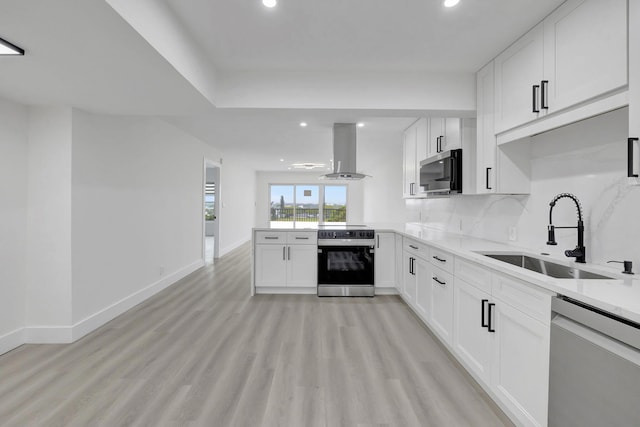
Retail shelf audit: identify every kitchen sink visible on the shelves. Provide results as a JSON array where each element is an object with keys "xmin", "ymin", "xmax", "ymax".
[{"xmin": 480, "ymin": 253, "xmax": 615, "ymax": 280}]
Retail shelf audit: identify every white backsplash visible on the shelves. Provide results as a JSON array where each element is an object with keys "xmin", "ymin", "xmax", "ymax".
[{"xmin": 408, "ymin": 108, "xmax": 640, "ymax": 270}]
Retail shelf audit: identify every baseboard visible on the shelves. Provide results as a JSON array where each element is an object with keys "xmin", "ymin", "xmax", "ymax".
[
  {"xmin": 24, "ymin": 326, "xmax": 73, "ymax": 344},
  {"xmin": 375, "ymin": 287, "xmax": 400, "ymax": 295},
  {"xmin": 255, "ymin": 287, "xmax": 317, "ymax": 295},
  {"xmin": 70, "ymin": 259, "xmax": 204, "ymax": 342},
  {"xmin": 22, "ymin": 259, "xmax": 204, "ymax": 345},
  {"xmin": 0, "ymin": 328, "xmax": 25, "ymax": 356},
  {"xmin": 219, "ymin": 238, "xmax": 250, "ymax": 258}
]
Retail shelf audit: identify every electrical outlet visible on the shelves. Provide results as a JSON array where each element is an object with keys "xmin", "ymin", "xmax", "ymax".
[{"xmin": 508, "ymin": 226, "xmax": 517, "ymax": 241}]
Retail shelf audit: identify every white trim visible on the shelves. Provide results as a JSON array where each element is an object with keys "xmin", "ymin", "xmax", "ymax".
[
  {"xmin": 0, "ymin": 328, "xmax": 25, "ymax": 356},
  {"xmin": 70, "ymin": 259, "xmax": 204, "ymax": 342},
  {"xmin": 219, "ymin": 238, "xmax": 251, "ymax": 257},
  {"xmin": 497, "ymin": 90, "xmax": 628, "ymax": 145},
  {"xmin": 23, "ymin": 259, "xmax": 204, "ymax": 344},
  {"xmin": 255, "ymin": 287, "xmax": 317, "ymax": 295},
  {"xmin": 375, "ymin": 287, "xmax": 400, "ymax": 295}
]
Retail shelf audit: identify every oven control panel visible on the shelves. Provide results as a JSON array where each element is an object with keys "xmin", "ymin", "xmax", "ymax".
[{"xmin": 318, "ymin": 230, "xmax": 375, "ymax": 239}]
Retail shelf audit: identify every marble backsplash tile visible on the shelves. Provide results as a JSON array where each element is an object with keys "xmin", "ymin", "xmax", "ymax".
[{"xmin": 410, "ymin": 108, "xmax": 640, "ymax": 270}]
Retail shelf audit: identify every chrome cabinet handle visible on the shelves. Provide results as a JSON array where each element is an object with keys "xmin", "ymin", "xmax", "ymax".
[{"xmin": 432, "ymin": 255, "xmax": 446, "ymax": 263}]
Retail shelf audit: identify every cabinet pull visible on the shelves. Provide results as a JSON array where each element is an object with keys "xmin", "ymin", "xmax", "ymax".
[
  {"xmin": 376, "ymin": 235, "xmax": 380, "ymax": 248},
  {"xmin": 439, "ymin": 136, "xmax": 444, "ymax": 153},
  {"xmin": 488, "ymin": 303, "xmax": 496, "ymax": 333},
  {"xmin": 283, "ymin": 246, "xmax": 286, "ymax": 260},
  {"xmin": 287, "ymin": 246, "xmax": 291, "ymax": 260},
  {"xmin": 532, "ymin": 84, "xmax": 540, "ymax": 113},
  {"xmin": 432, "ymin": 277, "xmax": 446, "ymax": 286},
  {"xmin": 481, "ymin": 299, "xmax": 489, "ymax": 328},
  {"xmin": 432, "ymin": 255, "xmax": 446, "ymax": 263},
  {"xmin": 436, "ymin": 136, "xmax": 441, "ymax": 153},
  {"xmin": 409, "ymin": 182, "xmax": 415, "ymax": 195},
  {"xmin": 486, "ymin": 167, "xmax": 492, "ymax": 190},
  {"xmin": 264, "ymin": 236, "xmax": 279, "ymax": 240},
  {"xmin": 541, "ymin": 80, "xmax": 549, "ymax": 109},
  {"xmin": 295, "ymin": 237, "xmax": 309, "ymax": 240},
  {"xmin": 409, "ymin": 244, "xmax": 418, "ymax": 250},
  {"xmin": 628, "ymin": 138, "xmax": 639, "ymax": 178},
  {"xmin": 409, "ymin": 257, "xmax": 414, "ymax": 275}
]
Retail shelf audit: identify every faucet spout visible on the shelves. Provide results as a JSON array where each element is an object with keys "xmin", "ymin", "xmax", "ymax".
[{"xmin": 547, "ymin": 193, "xmax": 586, "ymax": 263}]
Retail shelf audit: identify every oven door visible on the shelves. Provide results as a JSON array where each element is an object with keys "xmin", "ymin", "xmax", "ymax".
[{"xmin": 317, "ymin": 245, "xmax": 374, "ymax": 286}]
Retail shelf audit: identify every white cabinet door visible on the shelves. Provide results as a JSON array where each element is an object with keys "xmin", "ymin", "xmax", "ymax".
[
  {"xmin": 630, "ymin": 0, "xmax": 640, "ymax": 178},
  {"xmin": 543, "ymin": 0, "xmax": 627, "ymax": 114},
  {"xmin": 415, "ymin": 118, "xmax": 429, "ymax": 163},
  {"xmin": 414, "ymin": 257, "xmax": 431, "ymax": 319},
  {"xmin": 428, "ymin": 117, "xmax": 444, "ymax": 158},
  {"xmin": 453, "ymin": 279, "xmax": 492, "ymax": 385},
  {"xmin": 476, "ymin": 61, "xmax": 496, "ymax": 194},
  {"xmin": 255, "ymin": 245, "xmax": 287, "ymax": 287},
  {"xmin": 394, "ymin": 234, "xmax": 404, "ymax": 293},
  {"xmin": 491, "ymin": 300, "xmax": 550, "ymax": 427},
  {"xmin": 494, "ymin": 23, "xmax": 544, "ymax": 133},
  {"xmin": 429, "ymin": 267, "xmax": 454, "ymax": 345},
  {"xmin": 374, "ymin": 232, "xmax": 396, "ymax": 288},
  {"xmin": 402, "ymin": 252, "xmax": 417, "ymax": 305},
  {"xmin": 286, "ymin": 244, "xmax": 317, "ymax": 288},
  {"xmin": 442, "ymin": 118, "xmax": 461, "ymax": 153},
  {"xmin": 403, "ymin": 123, "xmax": 418, "ymax": 198}
]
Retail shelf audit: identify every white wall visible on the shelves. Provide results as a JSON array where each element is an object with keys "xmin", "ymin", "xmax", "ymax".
[
  {"xmin": 25, "ymin": 107, "xmax": 73, "ymax": 340},
  {"xmin": 219, "ymin": 153, "xmax": 257, "ymax": 254},
  {"xmin": 410, "ymin": 109, "xmax": 639, "ymax": 268},
  {"xmin": 0, "ymin": 98, "xmax": 28, "ymax": 352},
  {"xmin": 71, "ymin": 110, "xmax": 221, "ymax": 328}
]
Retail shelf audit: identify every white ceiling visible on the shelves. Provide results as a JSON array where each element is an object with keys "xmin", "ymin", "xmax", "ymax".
[
  {"xmin": 162, "ymin": 0, "xmax": 564, "ymax": 72},
  {"xmin": 0, "ymin": 0, "xmax": 565, "ymax": 171}
]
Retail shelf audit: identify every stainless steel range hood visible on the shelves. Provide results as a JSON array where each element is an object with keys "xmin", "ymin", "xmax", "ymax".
[{"xmin": 323, "ymin": 123, "xmax": 369, "ymax": 180}]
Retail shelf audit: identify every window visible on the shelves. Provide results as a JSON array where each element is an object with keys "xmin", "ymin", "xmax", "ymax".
[
  {"xmin": 270, "ymin": 184, "xmax": 347, "ymax": 228},
  {"xmin": 205, "ymin": 182, "xmax": 216, "ymax": 221}
]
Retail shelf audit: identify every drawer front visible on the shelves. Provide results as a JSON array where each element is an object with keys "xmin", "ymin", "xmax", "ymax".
[
  {"xmin": 492, "ymin": 272, "xmax": 552, "ymax": 324},
  {"xmin": 430, "ymin": 247, "xmax": 454, "ymax": 274},
  {"xmin": 455, "ymin": 258, "xmax": 492, "ymax": 294},
  {"xmin": 404, "ymin": 238, "xmax": 429, "ymax": 259},
  {"xmin": 431, "ymin": 265, "xmax": 454, "ymax": 289},
  {"xmin": 286, "ymin": 231, "xmax": 318, "ymax": 245},
  {"xmin": 255, "ymin": 231, "xmax": 287, "ymax": 244}
]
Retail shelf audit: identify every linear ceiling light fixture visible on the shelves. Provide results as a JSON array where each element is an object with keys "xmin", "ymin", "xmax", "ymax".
[{"xmin": 0, "ymin": 36, "xmax": 25, "ymax": 56}]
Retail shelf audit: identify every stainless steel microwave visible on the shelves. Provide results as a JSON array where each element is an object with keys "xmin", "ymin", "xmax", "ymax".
[{"xmin": 419, "ymin": 149, "xmax": 462, "ymax": 194}]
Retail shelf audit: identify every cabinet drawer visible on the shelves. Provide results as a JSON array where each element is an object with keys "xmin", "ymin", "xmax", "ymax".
[
  {"xmin": 431, "ymin": 265, "xmax": 454, "ymax": 289},
  {"xmin": 492, "ymin": 272, "xmax": 552, "ymax": 324},
  {"xmin": 255, "ymin": 231, "xmax": 287, "ymax": 244},
  {"xmin": 430, "ymin": 248, "xmax": 454, "ymax": 273},
  {"xmin": 287, "ymin": 231, "xmax": 317, "ymax": 245},
  {"xmin": 455, "ymin": 258, "xmax": 492, "ymax": 294},
  {"xmin": 404, "ymin": 238, "xmax": 429, "ymax": 259}
]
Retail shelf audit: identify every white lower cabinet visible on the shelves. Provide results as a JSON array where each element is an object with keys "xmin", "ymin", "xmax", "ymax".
[
  {"xmin": 394, "ymin": 234, "xmax": 403, "ymax": 293},
  {"xmin": 254, "ymin": 231, "xmax": 317, "ymax": 289},
  {"xmin": 429, "ymin": 266, "xmax": 454, "ymax": 345},
  {"xmin": 402, "ymin": 251, "xmax": 417, "ymax": 304},
  {"xmin": 453, "ymin": 260, "xmax": 552, "ymax": 427},
  {"xmin": 414, "ymin": 257, "xmax": 430, "ymax": 318},
  {"xmin": 374, "ymin": 232, "xmax": 396, "ymax": 289},
  {"xmin": 453, "ymin": 278, "xmax": 492, "ymax": 385}
]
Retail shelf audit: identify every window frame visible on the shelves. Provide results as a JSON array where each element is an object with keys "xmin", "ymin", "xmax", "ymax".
[{"xmin": 268, "ymin": 183, "xmax": 348, "ymax": 227}]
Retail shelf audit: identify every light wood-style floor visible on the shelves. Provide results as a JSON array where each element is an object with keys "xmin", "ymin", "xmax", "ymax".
[{"xmin": 0, "ymin": 243, "xmax": 513, "ymax": 427}]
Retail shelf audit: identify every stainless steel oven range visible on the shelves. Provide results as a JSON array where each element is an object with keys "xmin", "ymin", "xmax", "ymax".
[{"xmin": 317, "ymin": 228, "xmax": 375, "ymax": 297}]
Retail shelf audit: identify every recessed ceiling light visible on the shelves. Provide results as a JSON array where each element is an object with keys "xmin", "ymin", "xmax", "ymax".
[
  {"xmin": 262, "ymin": 0, "xmax": 277, "ymax": 8},
  {"xmin": 357, "ymin": 123, "xmax": 365, "ymax": 128},
  {"xmin": 299, "ymin": 122, "xmax": 307, "ymax": 127},
  {"xmin": 443, "ymin": 0, "xmax": 460, "ymax": 7},
  {"xmin": 0, "ymin": 37, "xmax": 25, "ymax": 56}
]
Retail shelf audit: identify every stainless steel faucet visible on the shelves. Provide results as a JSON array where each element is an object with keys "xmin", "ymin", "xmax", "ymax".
[{"xmin": 546, "ymin": 193, "xmax": 586, "ymax": 263}]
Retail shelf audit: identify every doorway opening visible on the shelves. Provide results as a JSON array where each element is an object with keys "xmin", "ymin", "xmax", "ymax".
[{"xmin": 204, "ymin": 159, "xmax": 221, "ymax": 263}]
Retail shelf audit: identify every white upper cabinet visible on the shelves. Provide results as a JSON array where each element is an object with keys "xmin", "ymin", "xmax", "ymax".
[
  {"xmin": 494, "ymin": 0, "xmax": 627, "ymax": 136},
  {"xmin": 629, "ymin": 0, "xmax": 640, "ymax": 178},
  {"xmin": 494, "ymin": 23, "xmax": 545, "ymax": 134},
  {"xmin": 476, "ymin": 61, "xmax": 496, "ymax": 194},
  {"xmin": 543, "ymin": 0, "xmax": 627, "ymax": 113},
  {"xmin": 402, "ymin": 122, "xmax": 418, "ymax": 198},
  {"xmin": 428, "ymin": 118, "xmax": 462, "ymax": 157}
]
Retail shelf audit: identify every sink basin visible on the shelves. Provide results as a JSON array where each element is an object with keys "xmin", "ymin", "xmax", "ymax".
[{"xmin": 480, "ymin": 253, "xmax": 615, "ymax": 280}]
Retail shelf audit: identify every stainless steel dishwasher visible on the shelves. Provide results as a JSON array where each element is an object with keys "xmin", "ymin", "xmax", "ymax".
[{"xmin": 549, "ymin": 296, "xmax": 640, "ymax": 427}]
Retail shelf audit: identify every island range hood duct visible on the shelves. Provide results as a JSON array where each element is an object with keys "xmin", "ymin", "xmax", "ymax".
[{"xmin": 323, "ymin": 123, "xmax": 369, "ymax": 180}]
